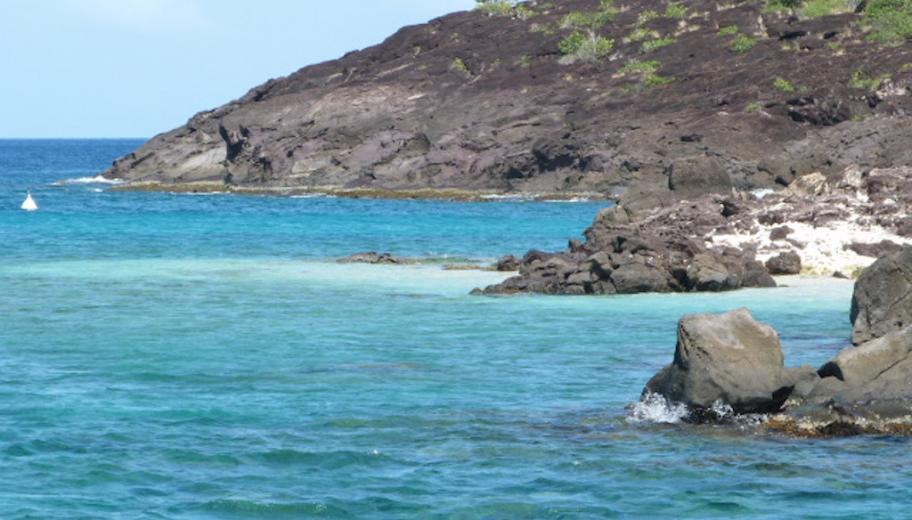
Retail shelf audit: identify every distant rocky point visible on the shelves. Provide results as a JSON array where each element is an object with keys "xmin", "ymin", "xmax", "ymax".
[{"xmin": 102, "ymin": 0, "xmax": 912, "ymax": 206}]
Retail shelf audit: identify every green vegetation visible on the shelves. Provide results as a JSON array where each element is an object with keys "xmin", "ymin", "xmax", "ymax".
[
  {"xmin": 849, "ymin": 70, "xmax": 891, "ymax": 90},
  {"xmin": 764, "ymin": 0, "xmax": 800, "ymax": 12},
  {"xmin": 717, "ymin": 25, "xmax": 739, "ymax": 36},
  {"xmin": 475, "ymin": 0, "xmax": 514, "ymax": 16},
  {"xmin": 475, "ymin": 0, "xmax": 535, "ymax": 19},
  {"xmin": 665, "ymin": 2, "xmax": 688, "ymax": 19},
  {"xmin": 617, "ymin": 59, "xmax": 673, "ymax": 87},
  {"xmin": 745, "ymin": 101, "xmax": 764, "ymax": 113},
  {"xmin": 801, "ymin": 0, "xmax": 854, "ymax": 17},
  {"xmin": 450, "ymin": 58, "xmax": 470, "ymax": 76},
  {"xmin": 730, "ymin": 34, "xmax": 758, "ymax": 52},
  {"xmin": 901, "ymin": 63, "xmax": 912, "ymax": 72},
  {"xmin": 637, "ymin": 10, "xmax": 661, "ymax": 26},
  {"xmin": 642, "ymin": 37, "xmax": 676, "ymax": 52},
  {"xmin": 518, "ymin": 55, "xmax": 533, "ymax": 68},
  {"xmin": 866, "ymin": 0, "xmax": 912, "ymax": 41},
  {"xmin": 774, "ymin": 77, "xmax": 796, "ymax": 92},
  {"xmin": 625, "ymin": 27, "xmax": 660, "ymax": 42},
  {"xmin": 558, "ymin": 1, "xmax": 618, "ymax": 64}
]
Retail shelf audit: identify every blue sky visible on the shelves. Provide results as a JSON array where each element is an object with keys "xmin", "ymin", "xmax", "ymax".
[{"xmin": 0, "ymin": 0, "xmax": 474, "ymax": 138}]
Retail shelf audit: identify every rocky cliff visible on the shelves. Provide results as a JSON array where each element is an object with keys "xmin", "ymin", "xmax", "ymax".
[{"xmin": 104, "ymin": 0, "xmax": 912, "ymax": 202}]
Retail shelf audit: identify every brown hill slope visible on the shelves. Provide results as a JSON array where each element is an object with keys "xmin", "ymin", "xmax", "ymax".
[{"xmin": 104, "ymin": 0, "xmax": 912, "ymax": 205}]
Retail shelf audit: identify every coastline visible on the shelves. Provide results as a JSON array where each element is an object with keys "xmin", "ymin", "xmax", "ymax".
[{"xmin": 107, "ymin": 181, "xmax": 609, "ymax": 202}]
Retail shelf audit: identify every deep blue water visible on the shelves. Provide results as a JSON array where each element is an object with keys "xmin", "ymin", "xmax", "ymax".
[{"xmin": 1, "ymin": 140, "xmax": 907, "ymax": 519}]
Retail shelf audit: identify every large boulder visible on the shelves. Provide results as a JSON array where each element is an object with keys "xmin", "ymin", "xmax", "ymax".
[
  {"xmin": 765, "ymin": 251, "xmax": 802, "ymax": 275},
  {"xmin": 644, "ymin": 308, "xmax": 795, "ymax": 414},
  {"xmin": 850, "ymin": 246, "xmax": 912, "ymax": 345}
]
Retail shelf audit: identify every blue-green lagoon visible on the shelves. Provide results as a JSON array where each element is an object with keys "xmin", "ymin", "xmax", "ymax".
[{"xmin": 1, "ymin": 140, "xmax": 908, "ymax": 518}]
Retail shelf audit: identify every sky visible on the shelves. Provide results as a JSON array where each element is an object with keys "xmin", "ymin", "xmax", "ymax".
[{"xmin": 0, "ymin": 0, "xmax": 475, "ymax": 138}]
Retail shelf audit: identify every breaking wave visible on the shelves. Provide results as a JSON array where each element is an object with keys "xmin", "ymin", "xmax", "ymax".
[{"xmin": 626, "ymin": 393, "xmax": 690, "ymax": 424}]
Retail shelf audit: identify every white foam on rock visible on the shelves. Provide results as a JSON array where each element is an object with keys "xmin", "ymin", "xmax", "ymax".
[{"xmin": 626, "ymin": 393, "xmax": 690, "ymax": 424}]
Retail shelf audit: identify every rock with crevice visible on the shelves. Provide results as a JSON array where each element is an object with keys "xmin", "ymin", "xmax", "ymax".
[{"xmin": 850, "ymin": 246, "xmax": 912, "ymax": 345}]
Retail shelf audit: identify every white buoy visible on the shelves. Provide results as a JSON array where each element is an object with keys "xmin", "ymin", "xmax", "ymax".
[{"xmin": 21, "ymin": 191, "xmax": 38, "ymax": 212}]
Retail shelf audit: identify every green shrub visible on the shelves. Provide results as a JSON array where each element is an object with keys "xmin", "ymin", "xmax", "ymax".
[
  {"xmin": 475, "ymin": 0, "xmax": 514, "ymax": 16},
  {"xmin": 637, "ymin": 10, "xmax": 660, "ymax": 26},
  {"xmin": 617, "ymin": 59, "xmax": 673, "ymax": 87},
  {"xmin": 717, "ymin": 25, "xmax": 739, "ymax": 36},
  {"xmin": 450, "ymin": 58, "xmax": 471, "ymax": 76},
  {"xmin": 665, "ymin": 2, "xmax": 688, "ymax": 19},
  {"xmin": 745, "ymin": 101, "xmax": 764, "ymax": 113},
  {"xmin": 560, "ymin": 32, "xmax": 615, "ymax": 63},
  {"xmin": 774, "ymin": 77, "xmax": 795, "ymax": 92},
  {"xmin": 866, "ymin": 0, "xmax": 912, "ymax": 41},
  {"xmin": 642, "ymin": 37, "xmax": 676, "ymax": 52},
  {"xmin": 558, "ymin": 2, "xmax": 618, "ymax": 63},
  {"xmin": 849, "ymin": 70, "xmax": 891, "ymax": 90},
  {"xmin": 730, "ymin": 34, "xmax": 757, "ymax": 52},
  {"xmin": 764, "ymin": 0, "xmax": 800, "ymax": 12},
  {"xmin": 801, "ymin": 0, "xmax": 854, "ymax": 18}
]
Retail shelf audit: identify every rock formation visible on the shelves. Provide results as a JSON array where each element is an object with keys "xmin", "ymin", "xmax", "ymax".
[
  {"xmin": 101, "ymin": 0, "xmax": 912, "ymax": 203},
  {"xmin": 479, "ymin": 165, "xmax": 912, "ymax": 295},
  {"xmin": 640, "ymin": 253, "xmax": 912, "ymax": 436},
  {"xmin": 644, "ymin": 308, "xmax": 800, "ymax": 414},
  {"xmin": 851, "ymin": 246, "xmax": 912, "ymax": 344}
]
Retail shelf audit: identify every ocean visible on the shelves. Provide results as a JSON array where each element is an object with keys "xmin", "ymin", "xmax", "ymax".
[{"xmin": 1, "ymin": 140, "xmax": 907, "ymax": 519}]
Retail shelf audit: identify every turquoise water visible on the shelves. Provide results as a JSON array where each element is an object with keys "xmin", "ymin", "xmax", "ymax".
[{"xmin": 1, "ymin": 140, "xmax": 908, "ymax": 519}]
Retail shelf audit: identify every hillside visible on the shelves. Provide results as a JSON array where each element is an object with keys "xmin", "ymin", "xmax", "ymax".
[{"xmin": 104, "ymin": 0, "xmax": 912, "ymax": 207}]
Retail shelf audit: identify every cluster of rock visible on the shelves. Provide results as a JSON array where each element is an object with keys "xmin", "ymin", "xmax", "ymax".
[
  {"xmin": 337, "ymin": 252, "xmax": 409, "ymax": 265},
  {"xmin": 641, "ymin": 246, "xmax": 912, "ymax": 436},
  {"xmin": 479, "ymin": 165, "xmax": 912, "ymax": 296}
]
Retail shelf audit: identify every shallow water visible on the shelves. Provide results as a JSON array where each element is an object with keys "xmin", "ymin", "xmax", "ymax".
[{"xmin": 1, "ymin": 140, "xmax": 908, "ymax": 519}]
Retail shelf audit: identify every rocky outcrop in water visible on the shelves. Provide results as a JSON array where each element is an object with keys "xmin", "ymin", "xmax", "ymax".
[
  {"xmin": 479, "ymin": 165, "xmax": 912, "ymax": 295},
  {"xmin": 640, "ymin": 256, "xmax": 912, "ymax": 436},
  {"xmin": 101, "ymin": 1, "xmax": 912, "ymax": 201},
  {"xmin": 851, "ymin": 246, "xmax": 912, "ymax": 344},
  {"xmin": 644, "ymin": 308, "xmax": 799, "ymax": 414}
]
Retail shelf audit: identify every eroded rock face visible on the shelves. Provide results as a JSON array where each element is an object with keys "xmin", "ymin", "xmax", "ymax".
[
  {"xmin": 851, "ymin": 246, "xmax": 912, "ymax": 345},
  {"xmin": 644, "ymin": 309, "xmax": 795, "ymax": 414}
]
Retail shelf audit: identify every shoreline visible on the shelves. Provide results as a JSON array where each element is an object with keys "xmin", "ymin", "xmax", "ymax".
[{"xmin": 106, "ymin": 181, "xmax": 610, "ymax": 202}]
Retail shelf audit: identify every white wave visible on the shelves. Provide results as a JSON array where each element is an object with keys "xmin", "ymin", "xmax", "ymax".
[
  {"xmin": 626, "ymin": 393, "xmax": 690, "ymax": 424},
  {"xmin": 479, "ymin": 194, "xmax": 530, "ymax": 201},
  {"xmin": 54, "ymin": 175, "xmax": 124, "ymax": 185}
]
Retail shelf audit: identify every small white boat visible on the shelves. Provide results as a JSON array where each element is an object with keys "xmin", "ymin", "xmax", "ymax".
[{"xmin": 21, "ymin": 191, "xmax": 38, "ymax": 212}]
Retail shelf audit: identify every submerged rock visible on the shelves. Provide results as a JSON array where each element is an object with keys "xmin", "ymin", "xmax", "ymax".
[
  {"xmin": 337, "ymin": 252, "xmax": 405, "ymax": 264},
  {"xmin": 851, "ymin": 246, "xmax": 912, "ymax": 344}
]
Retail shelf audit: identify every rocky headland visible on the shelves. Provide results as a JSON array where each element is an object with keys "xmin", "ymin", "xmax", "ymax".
[
  {"xmin": 101, "ymin": 0, "xmax": 912, "ymax": 206},
  {"xmin": 636, "ymin": 246, "xmax": 912, "ymax": 437}
]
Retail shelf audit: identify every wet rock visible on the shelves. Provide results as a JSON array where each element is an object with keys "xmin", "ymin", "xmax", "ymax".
[
  {"xmin": 338, "ymin": 252, "xmax": 403, "ymax": 264},
  {"xmin": 495, "ymin": 255, "xmax": 520, "ymax": 272},
  {"xmin": 851, "ymin": 246, "xmax": 912, "ymax": 344},
  {"xmin": 644, "ymin": 308, "xmax": 794, "ymax": 414},
  {"xmin": 765, "ymin": 251, "xmax": 802, "ymax": 275}
]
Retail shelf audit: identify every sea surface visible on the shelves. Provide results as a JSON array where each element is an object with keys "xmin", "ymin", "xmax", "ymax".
[{"xmin": 0, "ymin": 140, "xmax": 907, "ymax": 519}]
